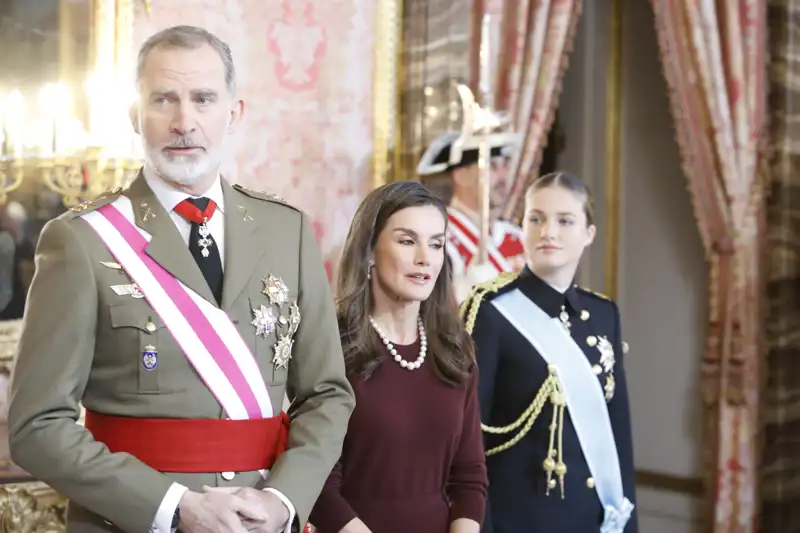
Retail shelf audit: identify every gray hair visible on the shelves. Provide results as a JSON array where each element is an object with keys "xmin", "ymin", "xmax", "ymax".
[{"xmin": 136, "ymin": 25, "xmax": 237, "ymax": 95}]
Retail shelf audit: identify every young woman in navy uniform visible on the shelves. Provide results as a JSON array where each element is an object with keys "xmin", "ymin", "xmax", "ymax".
[{"xmin": 463, "ymin": 172, "xmax": 637, "ymax": 533}]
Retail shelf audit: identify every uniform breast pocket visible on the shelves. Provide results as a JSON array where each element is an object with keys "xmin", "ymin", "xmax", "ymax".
[
  {"xmin": 248, "ymin": 297, "xmax": 289, "ymax": 386},
  {"xmin": 108, "ymin": 304, "xmax": 175, "ymax": 394}
]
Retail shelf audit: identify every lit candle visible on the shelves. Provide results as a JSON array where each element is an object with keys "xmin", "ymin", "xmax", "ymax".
[
  {"xmin": 122, "ymin": 85, "xmax": 139, "ymax": 159},
  {"xmin": 38, "ymin": 84, "xmax": 57, "ymax": 156},
  {"xmin": 5, "ymin": 90, "xmax": 24, "ymax": 158},
  {"xmin": 85, "ymin": 74, "xmax": 102, "ymax": 143},
  {"xmin": 51, "ymin": 83, "xmax": 71, "ymax": 155}
]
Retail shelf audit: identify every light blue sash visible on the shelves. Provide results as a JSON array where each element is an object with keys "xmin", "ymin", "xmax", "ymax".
[{"xmin": 492, "ymin": 289, "xmax": 634, "ymax": 533}]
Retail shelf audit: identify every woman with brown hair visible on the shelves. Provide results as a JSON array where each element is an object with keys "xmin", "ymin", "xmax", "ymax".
[
  {"xmin": 463, "ymin": 172, "xmax": 637, "ymax": 533},
  {"xmin": 309, "ymin": 181, "xmax": 487, "ymax": 533}
]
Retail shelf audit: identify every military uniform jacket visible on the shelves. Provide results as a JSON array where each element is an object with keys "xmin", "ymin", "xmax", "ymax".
[
  {"xmin": 463, "ymin": 268, "xmax": 637, "ymax": 533},
  {"xmin": 7, "ymin": 174, "xmax": 355, "ymax": 533}
]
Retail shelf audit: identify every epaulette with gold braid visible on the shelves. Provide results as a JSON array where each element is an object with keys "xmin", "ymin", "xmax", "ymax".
[
  {"xmin": 67, "ymin": 187, "xmax": 124, "ymax": 215},
  {"xmin": 459, "ymin": 272, "xmax": 516, "ymax": 334},
  {"xmin": 577, "ymin": 285, "xmax": 612, "ymax": 301},
  {"xmin": 233, "ymin": 184, "xmax": 299, "ymax": 212}
]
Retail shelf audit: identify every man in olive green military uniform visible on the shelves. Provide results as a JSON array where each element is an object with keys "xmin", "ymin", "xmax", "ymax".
[{"xmin": 8, "ymin": 25, "xmax": 355, "ymax": 533}]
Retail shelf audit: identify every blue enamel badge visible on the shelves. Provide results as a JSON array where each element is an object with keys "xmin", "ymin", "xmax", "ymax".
[{"xmin": 142, "ymin": 345, "xmax": 158, "ymax": 371}]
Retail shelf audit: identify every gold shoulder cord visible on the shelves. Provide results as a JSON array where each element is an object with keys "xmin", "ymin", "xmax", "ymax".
[{"xmin": 462, "ymin": 274, "xmax": 568, "ymax": 498}]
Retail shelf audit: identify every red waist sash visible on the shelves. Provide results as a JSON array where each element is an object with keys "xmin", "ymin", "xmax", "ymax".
[{"xmin": 84, "ymin": 410, "xmax": 290, "ymax": 473}]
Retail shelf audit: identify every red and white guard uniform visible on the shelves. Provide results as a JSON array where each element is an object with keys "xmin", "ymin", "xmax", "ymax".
[{"xmin": 446, "ymin": 201, "xmax": 525, "ymax": 304}]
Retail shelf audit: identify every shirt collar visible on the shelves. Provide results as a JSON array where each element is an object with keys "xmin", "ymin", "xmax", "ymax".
[
  {"xmin": 142, "ymin": 165, "xmax": 225, "ymax": 215},
  {"xmin": 517, "ymin": 267, "xmax": 581, "ymax": 319}
]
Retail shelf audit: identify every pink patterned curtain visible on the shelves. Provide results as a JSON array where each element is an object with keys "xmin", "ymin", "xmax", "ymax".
[
  {"xmin": 494, "ymin": 0, "xmax": 582, "ymax": 220},
  {"xmin": 650, "ymin": 1, "xmax": 767, "ymax": 532}
]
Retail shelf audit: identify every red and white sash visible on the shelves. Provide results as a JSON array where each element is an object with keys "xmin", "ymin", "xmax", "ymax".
[
  {"xmin": 446, "ymin": 208, "xmax": 525, "ymax": 273},
  {"xmin": 81, "ymin": 196, "xmax": 273, "ymax": 420}
]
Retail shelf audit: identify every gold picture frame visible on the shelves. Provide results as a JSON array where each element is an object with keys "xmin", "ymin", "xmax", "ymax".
[{"xmin": 371, "ymin": 0, "xmax": 404, "ymax": 189}]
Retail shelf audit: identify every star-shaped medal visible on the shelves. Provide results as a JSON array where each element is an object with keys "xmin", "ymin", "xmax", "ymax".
[
  {"xmin": 597, "ymin": 336, "xmax": 615, "ymax": 373},
  {"xmin": 273, "ymin": 334, "xmax": 295, "ymax": 369},
  {"xmin": 263, "ymin": 274, "xmax": 289, "ymax": 307},
  {"xmin": 251, "ymin": 305, "xmax": 277, "ymax": 339}
]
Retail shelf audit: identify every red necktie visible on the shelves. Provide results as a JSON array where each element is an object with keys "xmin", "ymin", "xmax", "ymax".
[{"xmin": 174, "ymin": 198, "xmax": 217, "ymax": 223}]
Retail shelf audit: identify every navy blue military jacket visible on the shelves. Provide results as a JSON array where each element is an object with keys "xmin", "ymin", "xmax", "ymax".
[{"xmin": 464, "ymin": 268, "xmax": 638, "ymax": 533}]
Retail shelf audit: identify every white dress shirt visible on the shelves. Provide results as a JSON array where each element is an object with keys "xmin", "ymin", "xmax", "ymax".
[
  {"xmin": 143, "ymin": 167, "xmax": 227, "ymax": 267},
  {"xmin": 142, "ymin": 167, "xmax": 295, "ymax": 533}
]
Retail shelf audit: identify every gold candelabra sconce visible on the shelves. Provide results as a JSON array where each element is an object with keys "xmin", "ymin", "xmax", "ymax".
[
  {"xmin": 0, "ymin": 79, "xmax": 143, "ymax": 207},
  {"xmin": 0, "ymin": 151, "xmax": 140, "ymax": 207}
]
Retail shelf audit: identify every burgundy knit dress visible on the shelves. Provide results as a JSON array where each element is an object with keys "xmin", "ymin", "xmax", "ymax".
[{"xmin": 309, "ymin": 339, "xmax": 487, "ymax": 532}]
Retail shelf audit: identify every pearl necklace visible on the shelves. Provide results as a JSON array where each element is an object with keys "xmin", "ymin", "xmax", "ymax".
[{"xmin": 369, "ymin": 315, "xmax": 427, "ymax": 370}]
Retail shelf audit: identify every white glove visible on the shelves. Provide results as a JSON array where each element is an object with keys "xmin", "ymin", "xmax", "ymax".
[
  {"xmin": 465, "ymin": 262, "xmax": 498, "ymax": 286},
  {"xmin": 453, "ymin": 262, "xmax": 498, "ymax": 305}
]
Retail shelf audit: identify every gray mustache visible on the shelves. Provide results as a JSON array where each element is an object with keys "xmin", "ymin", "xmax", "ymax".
[{"xmin": 164, "ymin": 137, "xmax": 204, "ymax": 149}]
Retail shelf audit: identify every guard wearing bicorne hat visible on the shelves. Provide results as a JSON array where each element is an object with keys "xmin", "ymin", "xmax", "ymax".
[{"xmin": 417, "ymin": 89, "xmax": 526, "ymax": 304}]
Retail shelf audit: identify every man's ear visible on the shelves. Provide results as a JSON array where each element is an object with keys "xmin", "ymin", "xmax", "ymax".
[
  {"xmin": 129, "ymin": 102, "xmax": 140, "ymax": 135},
  {"xmin": 227, "ymin": 99, "xmax": 244, "ymax": 134}
]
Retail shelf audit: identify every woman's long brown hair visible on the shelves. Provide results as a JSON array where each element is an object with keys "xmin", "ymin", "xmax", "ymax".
[{"xmin": 335, "ymin": 181, "xmax": 475, "ymax": 386}]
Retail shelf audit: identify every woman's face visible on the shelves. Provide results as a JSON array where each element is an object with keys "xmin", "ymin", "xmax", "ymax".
[
  {"xmin": 371, "ymin": 205, "xmax": 446, "ymax": 303},
  {"xmin": 523, "ymin": 186, "xmax": 595, "ymax": 275}
]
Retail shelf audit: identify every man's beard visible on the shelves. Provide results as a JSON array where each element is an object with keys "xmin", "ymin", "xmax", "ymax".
[{"xmin": 144, "ymin": 139, "xmax": 220, "ymax": 186}]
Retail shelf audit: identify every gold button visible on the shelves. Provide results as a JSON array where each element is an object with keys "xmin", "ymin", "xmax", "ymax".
[
  {"xmin": 145, "ymin": 321, "xmax": 156, "ymax": 332},
  {"xmin": 586, "ymin": 477, "xmax": 595, "ymax": 489}
]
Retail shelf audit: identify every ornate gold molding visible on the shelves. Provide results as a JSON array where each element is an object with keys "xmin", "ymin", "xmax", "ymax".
[
  {"xmin": 371, "ymin": 0, "xmax": 403, "ymax": 189},
  {"xmin": 0, "ymin": 483, "xmax": 67, "ymax": 533},
  {"xmin": 603, "ymin": 0, "xmax": 623, "ymax": 298},
  {"xmin": 0, "ymin": 320, "xmax": 21, "ymax": 371}
]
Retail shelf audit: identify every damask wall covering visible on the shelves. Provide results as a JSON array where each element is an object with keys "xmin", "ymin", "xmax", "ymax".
[{"xmin": 133, "ymin": 0, "xmax": 377, "ymax": 279}]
